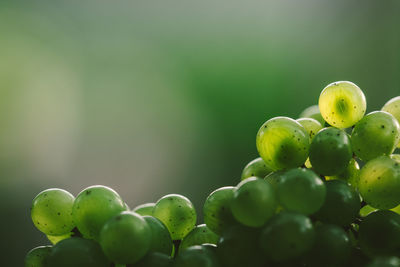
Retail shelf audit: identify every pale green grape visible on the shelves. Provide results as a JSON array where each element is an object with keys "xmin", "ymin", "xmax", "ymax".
[
  {"xmin": 143, "ymin": 216, "xmax": 173, "ymax": 255},
  {"xmin": 318, "ymin": 81, "xmax": 366, "ymax": 128},
  {"xmin": 241, "ymin": 157, "xmax": 272, "ymax": 180},
  {"xmin": 25, "ymin": 246, "xmax": 52, "ymax": 267},
  {"xmin": 133, "ymin": 203, "xmax": 155, "ymax": 216},
  {"xmin": 296, "ymin": 118, "xmax": 323, "ymax": 140},
  {"xmin": 180, "ymin": 224, "xmax": 219, "ymax": 251},
  {"xmin": 153, "ymin": 194, "xmax": 196, "ymax": 240},
  {"xmin": 382, "ymin": 96, "xmax": 400, "ymax": 148},
  {"xmin": 31, "ymin": 188, "xmax": 75, "ymax": 236},
  {"xmin": 299, "ymin": 105, "xmax": 325, "ymax": 126}
]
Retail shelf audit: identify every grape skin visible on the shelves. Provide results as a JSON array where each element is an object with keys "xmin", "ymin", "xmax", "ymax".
[
  {"xmin": 25, "ymin": 246, "xmax": 52, "ymax": 267},
  {"xmin": 180, "ymin": 224, "xmax": 219, "ymax": 252},
  {"xmin": 241, "ymin": 157, "xmax": 272, "ymax": 181},
  {"xmin": 133, "ymin": 203, "xmax": 155, "ymax": 216},
  {"xmin": 382, "ymin": 96, "xmax": 400, "ymax": 148},
  {"xmin": 296, "ymin": 118, "xmax": 323, "ymax": 140},
  {"xmin": 299, "ymin": 105, "xmax": 325, "ymax": 126}
]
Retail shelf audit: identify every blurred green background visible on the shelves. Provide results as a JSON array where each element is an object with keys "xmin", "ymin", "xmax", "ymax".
[{"xmin": 0, "ymin": 0, "xmax": 399, "ymax": 265}]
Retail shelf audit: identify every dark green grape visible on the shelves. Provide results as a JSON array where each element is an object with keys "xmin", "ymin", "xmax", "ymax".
[
  {"xmin": 345, "ymin": 247, "xmax": 370, "ymax": 267},
  {"xmin": 358, "ymin": 155, "xmax": 400, "ymax": 209},
  {"xmin": 203, "ymin": 186, "xmax": 237, "ymax": 235},
  {"xmin": 99, "ymin": 211, "xmax": 151, "ymax": 264},
  {"xmin": 259, "ymin": 211, "xmax": 315, "ymax": 262},
  {"xmin": 256, "ymin": 117, "xmax": 309, "ymax": 171},
  {"xmin": 174, "ymin": 245, "xmax": 219, "ymax": 267},
  {"xmin": 315, "ymin": 180, "xmax": 360, "ymax": 226},
  {"xmin": 382, "ymin": 96, "xmax": 400, "ymax": 148},
  {"xmin": 143, "ymin": 216, "xmax": 173, "ymax": 255},
  {"xmin": 46, "ymin": 232, "xmax": 73, "ymax": 245},
  {"xmin": 318, "ymin": 81, "xmax": 366, "ymax": 128},
  {"xmin": 299, "ymin": 105, "xmax": 325, "ymax": 126},
  {"xmin": 351, "ymin": 111, "xmax": 400, "ymax": 161},
  {"xmin": 326, "ymin": 158, "xmax": 360, "ymax": 190},
  {"xmin": 25, "ymin": 246, "xmax": 52, "ymax": 267},
  {"xmin": 31, "ymin": 188, "xmax": 75, "ymax": 236},
  {"xmin": 180, "ymin": 224, "xmax": 219, "ymax": 251},
  {"xmin": 153, "ymin": 194, "xmax": 196, "ymax": 240},
  {"xmin": 47, "ymin": 237, "xmax": 110, "ymax": 267},
  {"xmin": 72, "ymin": 185, "xmax": 126, "ymax": 240},
  {"xmin": 264, "ymin": 170, "xmax": 284, "ymax": 190},
  {"xmin": 296, "ymin": 118, "xmax": 323, "ymax": 140},
  {"xmin": 241, "ymin": 157, "xmax": 272, "ymax": 180},
  {"xmin": 367, "ymin": 256, "xmax": 400, "ymax": 267},
  {"xmin": 133, "ymin": 203, "xmax": 155, "ymax": 216},
  {"xmin": 309, "ymin": 127, "xmax": 352, "ymax": 175},
  {"xmin": 129, "ymin": 252, "xmax": 173, "ymax": 267},
  {"xmin": 359, "ymin": 210, "xmax": 400, "ymax": 257},
  {"xmin": 276, "ymin": 168, "xmax": 325, "ymax": 215},
  {"xmin": 231, "ymin": 177, "xmax": 276, "ymax": 227}
]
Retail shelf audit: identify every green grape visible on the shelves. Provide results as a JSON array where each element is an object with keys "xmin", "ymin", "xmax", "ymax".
[
  {"xmin": 143, "ymin": 216, "xmax": 173, "ymax": 255},
  {"xmin": 359, "ymin": 210, "xmax": 400, "ymax": 257},
  {"xmin": 256, "ymin": 117, "xmax": 309, "ymax": 171},
  {"xmin": 358, "ymin": 155, "xmax": 400, "ymax": 209},
  {"xmin": 360, "ymin": 205, "xmax": 377, "ymax": 217},
  {"xmin": 153, "ymin": 194, "xmax": 197, "ymax": 240},
  {"xmin": 299, "ymin": 105, "xmax": 326, "ymax": 126},
  {"xmin": 99, "ymin": 211, "xmax": 151, "ymax": 264},
  {"xmin": 315, "ymin": 180, "xmax": 360, "ymax": 226},
  {"xmin": 309, "ymin": 127, "xmax": 352, "ymax": 175},
  {"xmin": 72, "ymin": 185, "xmax": 126, "ymax": 240},
  {"xmin": 318, "ymin": 81, "xmax": 366, "ymax": 128},
  {"xmin": 25, "ymin": 246, "xmax": 52, "ymax": 267},
  {"xmin": 133, "ymin": 203, "xmax": 155, "ymax": 216},
  {"xmin": 180, "ymin": 224, "xmax": 219, "ymax": 251},
  {"xmin": 47, "ymin": 237, "xmax": 110, "ymax": 267},
  {"xmin": 47, "ymin": 232, "xmax": 73, "ymax": 245},
  {"xmin": 259, "ymin": 211, "xmax": 315, "ymax": 262},
  {"xmin": 296, "ymin": 118, "xmax": 323, "ymax": 140},
  {"xmin": 203, "ymin": 186, "xmax": 237, "ymax": 235},
  {"xmin": 31, "ymin": 188, "xmax": 75, "ymax": 236},
  {"xmin": 351, "ymin": 111, "xmax": 400, "ymax": 161},
  {"xmin": 304, "ymin": 224, "xmax": 351, "ymax": 267},
  {"xmin": 382, "ymin": 96, "xmax": 400, "ymax": 148},
  {"xmin": 326, "ymin": 158, "xmax": 360, "ymax": 190},
  {"xmin": 129, "ymin": 252, "xmax": 173, "ymax": 267},
  {"xmin": 276, "ymin": 168, "xmax": 326, "ymax": 215},
  {"xmin": 367, "ymin": 256, "xmax": 400, "ymax": 267},
  {"xmin": 231, "ymin": 177, "xmax": 276, "ymax": 227},
  {"xmin": 174, "ymin": 245, "xmax": 219, "ymax": 267},
  {"xmin": 264, "ymin": 170, "xmax": 284, "ymax": 190},
  {"xmin": 241, "ymin": 157, "xmax": 272, "ymax": 180}
]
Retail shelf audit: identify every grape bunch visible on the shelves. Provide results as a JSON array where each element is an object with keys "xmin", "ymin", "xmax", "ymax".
[{"xmin": 26, "ymin": 81, "xmax": 400, "ymax": 267}]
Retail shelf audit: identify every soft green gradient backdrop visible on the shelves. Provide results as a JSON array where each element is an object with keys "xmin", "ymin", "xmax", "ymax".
[{"xmin": 0, "ymin": 0, "xmax": 399, "ymax": 265}]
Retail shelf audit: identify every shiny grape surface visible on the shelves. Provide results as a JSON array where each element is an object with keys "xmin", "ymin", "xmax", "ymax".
[
  {"xmin": 296, "ymin": 117, "xmax": 323, "ymax": 140},
  {"xmin": 241, "ymin": 157, "xmax": 272, "ymax": 180},
  {"xmin": 180, "ymin": 224, "xmax": 219, "ymax": 251},
  {"xmin": 25, "ymin": 246, "xmax": 52, "ymax": 267},
  {"xmin": 143, "ymin": 216, "xmax": 173, "ymax": 255},
  {"xmin": 382, "ymin": 96, "xmax": 400, "ymax": 148},
  {"xmin": 133, "ymin": 203, "xmax": 155, "ymax": 216},
  {"xmin": 174, "ymin": 245, "xmax": 219, "ymax": 267}
]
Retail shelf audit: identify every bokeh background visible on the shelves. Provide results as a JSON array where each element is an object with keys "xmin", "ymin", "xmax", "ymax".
[{"xmin": 1, "ymin": 0, "xmax": 399, "ymax": 265}]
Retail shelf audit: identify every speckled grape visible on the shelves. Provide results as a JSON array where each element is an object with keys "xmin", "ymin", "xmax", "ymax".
[
  {"xmin": 297, "ymin": 118, "xmax": 323, "ymax": 140},
  {"xmin": 241, "ymin": 157, "xmax": 272, "ymax": 180}
]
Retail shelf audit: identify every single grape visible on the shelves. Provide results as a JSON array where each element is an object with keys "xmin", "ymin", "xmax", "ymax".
[
  {"xmin": 276, "ymin": 168, "xmax": 325, "ymax": 215},
  {"xmin": 72, "ymin": 185, "xmax": 126, "ymax": 240},
  {"xmin": 46, "ymin": 232, "xmax": 73, "ymax": 245},
  {"xmin": 25, "ymin": 246, "xmax": 52, "ymax": 267},
  {"xmin": 318, "ymin": 81, "xmax": 366, "ymax": 128},
  {"xmin": 256, "ymin": 117, "xmax": 309, "ymax": 171},
  {"xmin": 296, "ymin": 118, "xmax": 323, "ymax": 140},
  {"xmin": 133, "ymin": 203, "xmax": 155, "ymax": 216},
  {"xmin": 359, "ymin": 210, "xmax": 400, "ymax": 257},
  {"xmin": 326, "ymin": 158, "xmax": 360, "ymax": 190},
  {"xmin": 47, "ymin": 237, "xmax": 110, "ymax": 267},
  {"xmin": 382, "ymin": 96, "xmax": 400, "ymax": 148},
  {"xmin": 143, "ymin": 216, "xmax": 173, "ymax": 255},
  {"xmin": 241, "ymin": 157, "xmax": 272, "ymax": 180},
  {"xmin": 315, "ymin": 180, "xmax": 360, "ymax": 226},
  {"xmin": 153, "ymin": 194, "xmax": 196, "ymax": 240},
  {"xmin": 367, "ymin": 256, "xmax": 400, "ymax": 267},
  {"xmin": 99, "ymin": 211, "xmax": 151, "ymax": 264},
  {"xmin": 259, "ymin": 211, "xmax": 315, "ymax": 262},
  {"xmin": 180, "ymin": 224, "xmax": 219, "ymax": 251},
  {"xmin": 358, "ymin": 155, "xmax": 400, "ymax": 209},
  {"xmin": 351, "ymin": 111, "xmax": 400, "ymax": 161},
  {"xmin": 309, "ymin": 127, "xmax": 352, "ymax": 175},
  {"xmin": 31, "ymin": 188, "xmax": 75, "ymax": 236},
  {"xmin": 203, "ymin": 186, "xmax": 237, "ymax": 235},
  {"xmin": 299, "ymin": 105, "xmax": 325, "ymax": 126},
  {"xmin": 174, "ymin": 245, "xmax": 219, "ymax": 267},
  {"xmin": 129, "ymin": 252, "xmax": 173, "ymax": 267}
]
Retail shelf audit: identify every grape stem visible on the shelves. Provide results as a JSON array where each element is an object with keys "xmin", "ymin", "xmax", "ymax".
[{"xmin": 173, "ymin": 240, "xmax": 181, "ymax": 258}]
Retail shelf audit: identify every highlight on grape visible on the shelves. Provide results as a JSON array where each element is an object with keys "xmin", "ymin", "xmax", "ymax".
[{"xmin": 26, "ymin": 81, "xmax": 400, "ymax": 267}]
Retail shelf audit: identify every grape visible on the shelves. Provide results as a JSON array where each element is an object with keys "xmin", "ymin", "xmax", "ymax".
[
  {"xmin": 309, "ymin": 127, "xmax": 352, "ymax": 175},
  {"xmin": 25, "ymin": 246, "xmax": 52, "ymax": 267},
  {"xmin": 99, "ymin": 211, "xmax": 151, "ymax": 264},
  {"xmin": 241, "ymin": 157, "xmax": 272, "ymax": 180},
  {"xmin": 360, "ymin": 205, "xmax": 378, "ymax": 217},
  {"xmin": 129, "ymin": 252, "xmax": 173, "ymax": 267},
  {"xmin": 367, "ymin": 256, "xmax": 400, "ymax": 267},
  {"xmin": 180, "ymin": 224, "xmax": 219, "ymax": 251},
  {"xmin": 31, "ymin": 188, "xmax": 75, "ymax": 236},
  {"xmin": 296, "ymin": 118, "xmax": 323, "ymax": 140},
  {"xmin": 315, "ymin": 180, "xmax": 360, "ymax": 226},
  {"xmin": 318, "ymin": 81, "xmax": 366, "ymax": 128},
  {"xmin": 47, "ymin": 237, "xmax": 110, "ymax": 267},
  {"xmin": 203, "ymin": 186, "xmax": 237, "ymax": 235},
  {"xmin": 133, "ymin": 203, "xmax": 155, "ymax": 216},
  {"xmin": 46, "ymin": 232, "xmax": 73, "ymax": 245},
  {"xmin": 231, "ymin": 177, "xmax": 276, "ymax": 227},
  {"xmin": 143, "ymin": 216, "xmax": 173, "ymax": 255},
  {"xmin": 277, "ymin": 168, "xmax": 325, "ymax": 215},
  {"xmin": 351, "ymin": 111, "xmax": 400, "ymax": 161},
  {"xmin": 153, "ymin": 194, "xmax": 197, "ymax": 240},
  {"xmin": 359, "ymin": 210, "xmax": 400, "ymax": 257},
  {"xmin": 299, "ymin": 105, "xmax": 325, "ymax": 126},
  {"xmin": 382, "ymin": 96, "xmax": 400, "ymax": 148},
  {"xmin": 259, "ymin": 211, "xmax": 315, "ymax": 262},
  {"xmin": 174, "ymin": 245, "xmax": 219, "ymax": 267},
  {"xmin": 72, "ymin": 185, "xmax": 126, "ymax": 240},
  {"xmin": 326, "ymin": 158, "xmax": 360, "ymax": 190},
  {"xmin": 358, "ymin": 155, "xmax": 400, "ymax": 209},
  {"xmin": 256, "ymin": 117, "xmax": 309, "ymax": 171},
  {"xmin": 264, "ymin": 170, "xmax": 284, "ymax": 190}
]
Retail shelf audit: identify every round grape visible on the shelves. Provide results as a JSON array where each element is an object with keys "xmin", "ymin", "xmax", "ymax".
[
  {"xmin": 25, "ymin": 246, "xmax": 52, "ymax": 267},
  {"xmin": 241, "ymin": 157, "xmax": 272, "ymax": 180},
  {"xmin": 299, "ymin": 105, "xmax": 325, "ymax": 126},
  {"xmin": 143, "ymin": 216, "xmax": 173, "ymax": 256},
  {"xmin": 180, "ymin": 224, "xmax": 219, "ymax": 252},
  {"xmin": 382, "ymin": 96, "xmax": 400, "ymax": 148},
  {"xmin": 133, "ymin": 203, "xmax": 155, "ymax": 216},
  {"xmin": 174, "ymin": 245, "xmax": 219, "ymax": 267},
  {"xmin": 296, "ymin": 118, "xmax": 323, "ymax": 140}
]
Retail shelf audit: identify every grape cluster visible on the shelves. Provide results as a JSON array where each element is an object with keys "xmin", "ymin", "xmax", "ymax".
[{"xmin": 26, "ymin": 81, "xmax": 400, "ymax": 267}]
